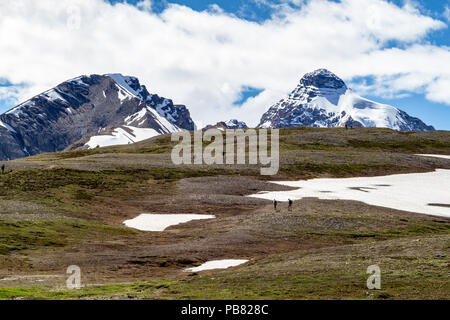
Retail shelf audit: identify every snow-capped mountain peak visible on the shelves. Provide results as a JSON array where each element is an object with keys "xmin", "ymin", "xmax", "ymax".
[
  {"xmin": 288, "ymin": 68, "xmax": 347, "ymax": 106},
  {"xmin": 258, "ymin": 69, "xmax": 434, "ymax": 131}
]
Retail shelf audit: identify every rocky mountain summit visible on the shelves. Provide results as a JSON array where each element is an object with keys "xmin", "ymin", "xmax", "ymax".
[
  {"xmin": 258, "ymin": 69, "xmax": 434, "ymax": 131},
  {"xmin": 0, "ymin": 74, "xmax": 195, "ymax": 160}
]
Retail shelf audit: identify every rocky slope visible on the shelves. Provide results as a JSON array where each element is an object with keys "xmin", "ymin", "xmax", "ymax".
[
  {"xmin": 258, "ymin": 69, "xmax": 434, "ymax": 131},
  {"xmin": 0, "ymin": 74, "xmax": 195, "ymax": 160}
]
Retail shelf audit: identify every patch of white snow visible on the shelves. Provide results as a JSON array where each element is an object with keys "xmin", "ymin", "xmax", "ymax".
[
  {"xmin": 416, "ymin": 154, "xmax": 450, "ymax": 160},
  {"xmin": 249, "ymin": 170, "xmax": 450, "ymax": 218},
  {"xmin": 123, "ymin": 214, "xmax": 215, "ymax": 232},
  {"xmin": 184, "ymin": 260, "xmax": 249, "ymax": 272}
]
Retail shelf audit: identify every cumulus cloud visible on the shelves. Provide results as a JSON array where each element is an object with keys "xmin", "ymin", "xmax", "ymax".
[
  {"xmin": 0, "ymin": 0, "xmax": 449, "ymax": 127},
  {"xmin": 136, "ymin": 0, "xmax": 153, "ymax": 12},
  {"xmin": 426, "ymin": 76, "xmax": 450, "ymax": 104}
]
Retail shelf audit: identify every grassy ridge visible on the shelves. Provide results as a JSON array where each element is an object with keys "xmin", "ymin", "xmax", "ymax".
[
  {"xmin": 10, "ymin": 127, "xmax": 450, "ymax": 182},
  {"xmin": 0, "ymin": 167, "xmax": 223, "ymax": 194},
  {"xmin": 24, "ymin": 127, "xmax": 450, "ymax": 161}
]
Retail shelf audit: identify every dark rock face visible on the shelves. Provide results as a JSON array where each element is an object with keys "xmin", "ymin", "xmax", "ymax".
[
  {"xmin": 162, "ymin": 104, "xmax": 195, "ymax": 131},
  {"xmin": 258, "ymin": 69, "xmax": 434, "ymax": 132},
  {"xmin": 224, "ymin": 119, "xmax": 248, "ymax": 129},
  {"xmin": 0, "ymin": 74, "xmax": 196, "ymax": 160},
  {"xmin": 395, "ymin": 110, "xmax": 435, "ymax": 132}
]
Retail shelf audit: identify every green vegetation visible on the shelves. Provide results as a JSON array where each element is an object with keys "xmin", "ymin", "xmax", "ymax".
[
  {"xmin": 303, "ymin": 222, "xmax": 450, "ymax": 241},
  {"xmin": 1, "ymin": 127, "xmax": 449, "ymax": 300},
  {"xmin": 347, "ymin": 139, "xmax": 450, "ymax": 151},
  {"xmin": 278, "ymin": 127, "xmax": 450, "ymax": 153},
  {"xmin": 0, "ymin": 167, "xmax": 215, "ymax": 194},
  {"xmin": 0, "ymin": 219, "xmax": 135, "ymax": 255},
  {"xmin": 0, "ymin": 167, "xmax": 234, "ymax": 208},
  {"xmin": 0, "ymin": 234, "xmax": 447, "ymax": 300},
  {"xmin": 0, "ymin": 282, "xmax": 163, "ymax": 300},
  {"xmin": 11, "ymin": 127, "xmax": 450, "ymax": 180},
  {"xmin": 36, "ymin": 135, "xmax": 176, "ymax": 160}
]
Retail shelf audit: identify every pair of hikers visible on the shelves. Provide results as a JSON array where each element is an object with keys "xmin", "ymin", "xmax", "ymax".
[{"xmin": 273, "ymin": 199, "xmax": 293, "ymax": 211}]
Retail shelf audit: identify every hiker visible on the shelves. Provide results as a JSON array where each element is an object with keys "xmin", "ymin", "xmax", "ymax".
[
  {"xmin": 1, "ymin": 164, "xmax": 4, "ymax": 175},
  {"xmin": 273, "ymin": 199, "xmax": 278, "ymax": 211},
  {"xmin": 345, "ymin": 124, "xmax": 348, "ymax": 130},
  {"xmin": 288, "ymin": 199, "xmax": 293, "ymax": 211}
]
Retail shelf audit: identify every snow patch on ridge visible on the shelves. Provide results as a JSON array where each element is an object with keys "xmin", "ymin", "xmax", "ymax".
[
  {"xmin": 43, "ymin": 89, "xmax": 67, "ymax": 103},
  {"xmin": 107, "ymin": 74, "xmax": 137, "ymax": 95},
  {"xmin": 85, "ymin": 125, "xmax": 160, "ymax": 149},
  {"xmin": 149, "ymin": 107, "xmax": 182, "ymax": 133},
  {"xmin": 107, "ymin": 73, "xmax": 143, "ymax": 99},
  {"xmin": 124, "ymin": 107, "xmax": 183, "ymax": 133},
  {"xmin": 116, "ymin": 86, "xmax": 130, "ymax": 102}
]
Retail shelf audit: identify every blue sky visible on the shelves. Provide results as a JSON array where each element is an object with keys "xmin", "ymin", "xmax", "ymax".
[
  {"xmin": 1, "ymin": 0, "xmax": 449, "ymax": 129},
  {"xmin": 116, "ymin": 0, "xmax": 450, "ymax": 129},
  {"xmin": 109, "ymin": 0, "xmax": 280, "ymax": 20}
]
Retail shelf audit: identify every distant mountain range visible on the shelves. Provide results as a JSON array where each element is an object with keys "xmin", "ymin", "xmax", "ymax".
[
  {"xmin": 0, "ymin": 69, "xmax": 435, "ymax": 161},
  {"xmin": 258, "ymin": 69, "xmax": 434, "ymax": 131},
  {"xmin": 202, "ymin": 119, "xmax": 248, "ymax": 131},
  {"xmin": 0, "ymin": 74, "xmax": 195, "ymax": 160}
]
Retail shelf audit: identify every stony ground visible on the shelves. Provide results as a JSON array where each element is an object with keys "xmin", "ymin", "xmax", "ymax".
[{"xmin": 0, "ymin": 127, "xmax": 449, "ymax": 299}]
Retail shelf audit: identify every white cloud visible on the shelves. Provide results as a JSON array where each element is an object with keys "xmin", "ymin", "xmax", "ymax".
[
  {"xmin": 426, "ymin": 76, "xmax": 450, "ymax": 104},
  {"xmin": 0, "ymin": 86, "xmax": 24, "ymax": 107},
  {"xmin": 343, "ymin": 45, "xmax": 450, "ymax": 105},
  {"xmin": 0, "ymin": 0, "xmax": 449, "ymax": 128},
  {"xmin": 444, "ymin": 5, "xmax": 450, "ymax": 22},
  {"xmin": 136, "ymin": 0, "xmax": 152, "ymax": 12}
]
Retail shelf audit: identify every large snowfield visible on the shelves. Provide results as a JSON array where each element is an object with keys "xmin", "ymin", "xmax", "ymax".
[
  {"xmin": 249, "ymin": 169, "xmax": 450, "ymax": 218},
  {"xmin": 123, "ymin": 214, "xmax": 215, "ymax": 231}
]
